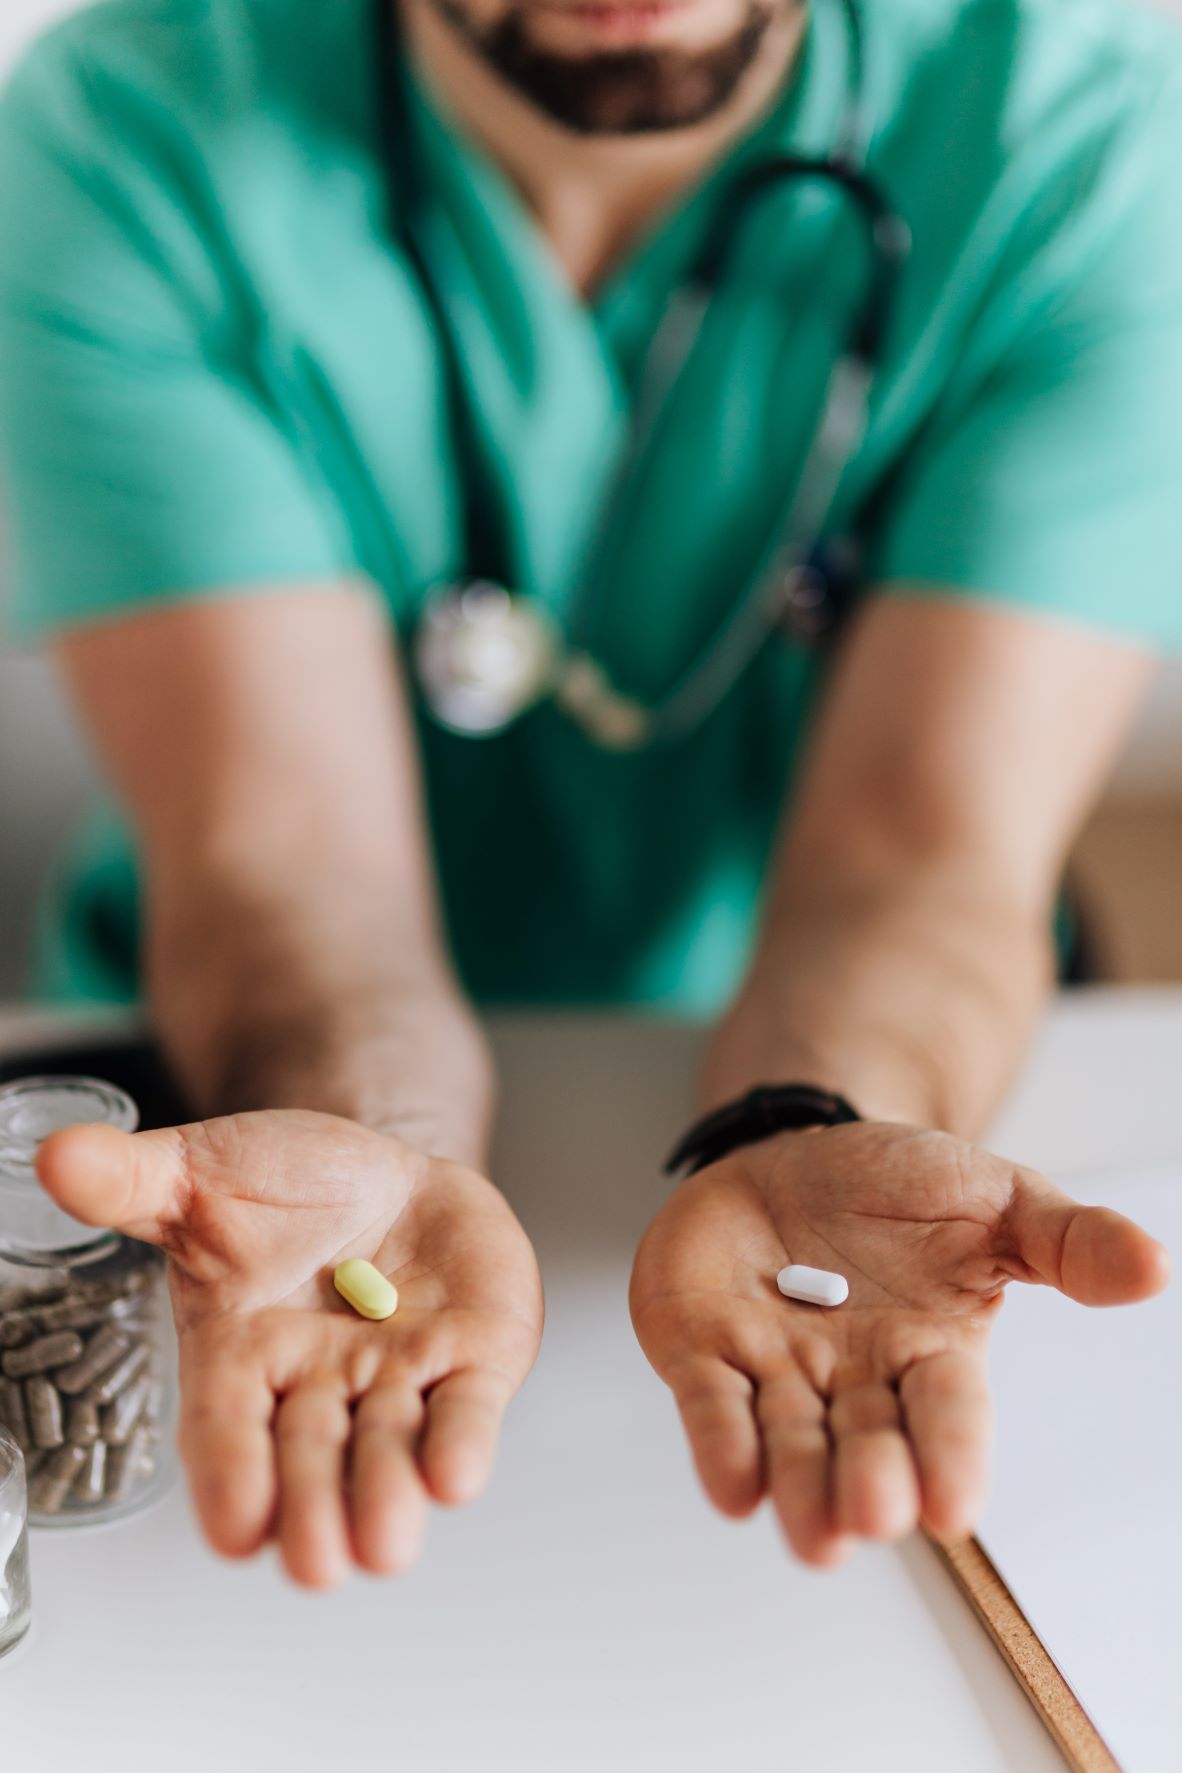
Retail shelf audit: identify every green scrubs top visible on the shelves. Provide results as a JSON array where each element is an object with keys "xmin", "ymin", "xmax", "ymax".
[{"xmin": 1, "ymin": 0, "xmax": 1182, "ymax": 1012}]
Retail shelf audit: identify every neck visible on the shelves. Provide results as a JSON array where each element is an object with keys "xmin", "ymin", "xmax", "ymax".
[{"xmin": 402, "ymin": 0, "xmax": 806, "ymax": 294}]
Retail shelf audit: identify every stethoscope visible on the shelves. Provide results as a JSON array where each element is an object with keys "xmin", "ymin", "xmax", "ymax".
[{"xmin": 377, "ymin": 0, "xmax": 910, "ymax": 748}]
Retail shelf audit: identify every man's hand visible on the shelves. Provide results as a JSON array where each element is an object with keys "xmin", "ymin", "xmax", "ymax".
[
  {"xmin": 36, "ymin": 1111, "xmax": 543, "ymax": 1587},
  {"xmin": 630, "ymin": 1123, "xmax": 1168, "ymax": 1565}
]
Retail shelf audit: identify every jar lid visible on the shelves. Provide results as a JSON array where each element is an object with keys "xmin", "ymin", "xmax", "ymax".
[{"xmin": 0, "ymin": 1076, "xmax": 139, "ymax": 1263}]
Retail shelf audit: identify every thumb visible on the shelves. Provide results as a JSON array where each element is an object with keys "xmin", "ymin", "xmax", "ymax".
[
  {"xmin": 1002, "ymin": 1166, "xmax": 1171, "ymax": 1306},
  {"xmin": 35, "ymin": 1123, "xmax": 190, "ymax": 1246}
]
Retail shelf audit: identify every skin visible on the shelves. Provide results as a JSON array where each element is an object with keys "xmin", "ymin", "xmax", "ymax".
[
  {"xmin": 631, "ymin": 1126, "xmax": 1167, "ymax": 1564},
  {"xmin": 402, "ymin": 0, "xmax": 804, "ymax": 289},
  {"xmin": 632, "ymin": 598, "xmax": 1170, "ymax": 1560},
  {"xmin": 42, "ymin": 1, "xmax": 1171, "ymax": 1582},
  {"xmin": 36, "ymin": 1111, "xmax": 541, "ymax": 1586},
  {"xmin": 52, "ymin": 586, "xmax": 541, "ymax": 1584}
]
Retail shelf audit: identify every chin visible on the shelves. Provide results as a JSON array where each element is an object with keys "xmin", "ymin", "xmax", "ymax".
[{"xmin": 430, "ymin": 0, "xmax": 779, "ymax": 134}]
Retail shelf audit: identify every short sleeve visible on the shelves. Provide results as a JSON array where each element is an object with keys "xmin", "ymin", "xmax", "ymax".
[
  {"xmin": 871, "ymin": 70, "xmax": 1182, "ymax": 648},
  {"xmin": 0, "ymin": 38, "xmax": 351, "ymax": 641}
]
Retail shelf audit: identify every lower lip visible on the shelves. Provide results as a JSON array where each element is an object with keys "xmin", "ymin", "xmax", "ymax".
[{"xmin": 549, "ymin": 2, "xmax": 695, "ymax": 41}]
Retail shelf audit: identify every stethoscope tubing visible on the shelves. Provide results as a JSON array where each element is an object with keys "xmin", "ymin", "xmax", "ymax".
[{"xmin": 377, "ymin": 0, "xmax": 911, "ymax": 745}]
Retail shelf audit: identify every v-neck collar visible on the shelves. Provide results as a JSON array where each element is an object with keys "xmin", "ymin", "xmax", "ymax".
[
  {"xmin": 400, "ymin": 3, "xmax": 844, "ymax": 379},
  {"xmin": 384, "ymin": 1, "xmax": 852, "ymax": 606}
]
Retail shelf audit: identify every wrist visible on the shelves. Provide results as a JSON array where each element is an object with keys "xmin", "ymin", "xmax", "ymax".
[
  {"xmin": 666, "ymin": 1081, "xmax": 863, "ymax": 1177},
  {"xmin": 366, "ymin": 1034, "xmax": 496, "ymax": 1172},
  {"xmin": 156, "ymin": 971, "xmax": 497, "ymax": 1171},
  {"xmin": 249, "ymin": 1013, "xmax": 494, "ymax": 1170},
  {"xmin": 324, "ymin": 978, "xmax": 496, "ymax": 1166},
  {"xmin": 701, "ymin": 998, "xmax": 942, "ymax": 1130}
]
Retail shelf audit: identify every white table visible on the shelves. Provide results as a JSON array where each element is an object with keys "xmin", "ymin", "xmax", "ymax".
[{"xmin": 3, "ymin": 991, "xmax": 1180, "ymax": 1773}]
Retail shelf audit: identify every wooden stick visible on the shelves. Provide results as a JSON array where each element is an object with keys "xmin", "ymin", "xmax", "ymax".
[{"xmin": 933, "ymin": 1536, "xmax": 1121, "ymax": 1773}]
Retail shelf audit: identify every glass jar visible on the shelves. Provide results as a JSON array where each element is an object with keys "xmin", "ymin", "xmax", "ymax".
[
  {"xmin": 0, "ymin": 1077, "xmax": 176, "ymax": 1527},
  {"xmin": 0, "ymin": 1427, "xmax": 32, "ymax": 1655}
]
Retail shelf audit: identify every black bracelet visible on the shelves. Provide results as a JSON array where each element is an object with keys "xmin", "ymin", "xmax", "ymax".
[{"xmin": 663, "ymin": 1083, "xmax": 863, "ymax": 1177}]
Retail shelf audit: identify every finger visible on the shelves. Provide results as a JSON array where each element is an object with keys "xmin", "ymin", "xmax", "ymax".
[
  {"xmin": 349, "ymin": 1378, "xmax": 429, "ymax": 1575},
  {"xmin": 179, "ymin": 1354, "xmax": 276, "ymax": 1561},
  {"xmin": 830, "ymin": 1381, "xmax": 921, "ymax": 1542},
  {"xmin": 669, "ymin": 1358, "xmax": 763, "ymax": 1518},
  {"xmin": 759, "ymin": 1367, "xmax": 850, "ymax": 1567},
  {"xmin": 419, "ymin": 1368, "xmax": 515, "ymax": 1508},
  {"xmin": 274, "ymin": 1376, "xmax": 353, "ymax": 1588},
  {"xmin": 899, "ymin": 1350, "xmax": 992, "ymax": 1541},
  {"xmin": 1001, "ymin": 1168, "xmax": 1170, "ymax": 1305},
  {"xmin": 35, "ymin": 1124, "xmax": 190, "ymax": 1245}
]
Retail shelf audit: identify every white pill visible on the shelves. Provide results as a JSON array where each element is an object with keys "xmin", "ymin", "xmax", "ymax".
[{"xmin": 776, "ymin": 1264, "xmax": 849, "ymax": 1308}]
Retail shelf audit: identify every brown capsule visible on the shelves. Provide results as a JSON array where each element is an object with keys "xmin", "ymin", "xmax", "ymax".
[
  {"xmin": 73, "ymin": 1268, "xmax": 150, "ymax": 1307},
  {"xmin": 1, "ymin": 1281, "xmax": 66, "ymax": 1314},
  {"xmin": 104, "ymin": 1423, "xmax": 153, "ymax": 1503},
  {"xmin": 0, "ymin": 1312, "xmax": 38, "ymax": 1350},
  {"xmin": 66, "ymin": 1396, "xmax": 101, "ymax": 1447},
  {"xmin": 28, "ymin": 1442, "xmax": 87, "ymax": 1514},
  {"xmin": 89, "ymin": 1342, "xmax": 150, "ymax": 1406},
  {"xmin": 57, "ymin": 1281, "xmax": 102, "ymax": 1307},
  {"xmin": 72, "ymin": 1439, "xmax": 108, "ymax": 1505},
  {"xmin": 0, "ymin": 1375, "xmax": 30, "ymax": 1449},
  {"xmin": 53, "ymin": 1324, "xmax": 131, "ymax": 1396},
  {"xmin": 2, "ymin": 1331, "xmax": 85, "ymax": 1380},
  {"xmin": 55, "ymin": 1281, "xmax": 115, "ymax": 1312},
  {"xmin": 34, "ymin": 1300, "xmax": 111, "ymax": 1334},
  {"xmin": 25, "ymin": 1376, "xmax": 64, "ymax": 1450},
  {"xmin": 100, "ymin": 1374, "xmax": 150, "ymax": 1446}
]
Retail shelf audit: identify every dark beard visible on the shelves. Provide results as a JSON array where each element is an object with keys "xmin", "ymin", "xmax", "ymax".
[{"xmin": 429, "ymin": 0, "xmax": 776, "ymax": 134}]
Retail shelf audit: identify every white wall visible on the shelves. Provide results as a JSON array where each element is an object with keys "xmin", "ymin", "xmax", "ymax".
[
  {"xmin": 1, "ymin": 0, "xmax": 1180, "ymax": 994},
  {"xmin": 3, "ymin": 1, "xmax": 79, "ymax": 58}
]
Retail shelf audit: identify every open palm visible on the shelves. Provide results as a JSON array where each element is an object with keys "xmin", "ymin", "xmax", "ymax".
[
  {"xmin": 631, "ymin": 1122, "xmax": 1168, "ymax": 1565},
  {"xmin": 37, "ymin": 1110, "xmax": 543, "ymax": 1586}
]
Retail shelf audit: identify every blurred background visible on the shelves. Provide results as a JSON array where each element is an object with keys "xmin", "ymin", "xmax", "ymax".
[{"xmin": 1, "ymin": 0, "xmax": 1180, "ymax": 998}]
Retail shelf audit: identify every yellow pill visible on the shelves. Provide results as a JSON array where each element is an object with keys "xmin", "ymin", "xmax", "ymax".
[{"xmin": 333, "ymin": 1259, "xmax": 399, "ymax": 1321}]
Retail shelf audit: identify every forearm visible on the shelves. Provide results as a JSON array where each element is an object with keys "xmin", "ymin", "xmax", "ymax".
[
  {"xmin": 146, "ymin": 862, "xmax": 494, "ymax": 1169},
  {"xmin": 702, "ymin": 854, "xmax": 1054, "ymax": 1140}
]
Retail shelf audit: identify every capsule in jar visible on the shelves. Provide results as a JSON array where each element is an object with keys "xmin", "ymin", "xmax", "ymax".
[
  {"xmin": 54, "ymin": 1324, "xmax": 131, "ymax": 1396},
  {"xmin": 90, "ymin": 1342, "xmax": 150, "ymax": 1406},
  {"xmin": 105, "ymin": 1423, "xmax": 154, "ymax": 1503},
  {"xmin": 66, "ymin": 1396, "xmax": 101, "ymax": 1447},
  {"xmin": 0, "ymin": 1375, "xmax": 30, "ymax": 1449},
  {"xmin": 0, "ymin": 1311, "xmax": 37, "ymax": 1350},
  {"xmin": 25, "ymin": 1376, "xmax": 65, "ymax": 1449},
  {"xmin": 35, "ymin": 1300, "xmax": 110, "ymax": 1334},
  {"xmin": 2, "ymin": 1330, "xmax": 84, "ymax": 1379},
  {"xmin": 28, "ymin": 1442, "xmax": 87, "ymax": 1514},
  {"xmin": 73, "ymin": 1440, "xmax": 108, "ymax": 1505},
  {"xmin": 101, "ymin": 1374, "xmax": 150, "ymax": 1446}
]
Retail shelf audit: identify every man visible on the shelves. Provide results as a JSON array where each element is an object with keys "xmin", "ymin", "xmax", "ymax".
[{"xmin": 0, "ymin": 0, "xmax": 1178, "ymax": 1587}]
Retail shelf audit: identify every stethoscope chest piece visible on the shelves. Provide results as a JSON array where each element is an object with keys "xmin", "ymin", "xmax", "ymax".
[{"xmin": 413, "ymin": 580, "xmax": 561, "ymax": 735}]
